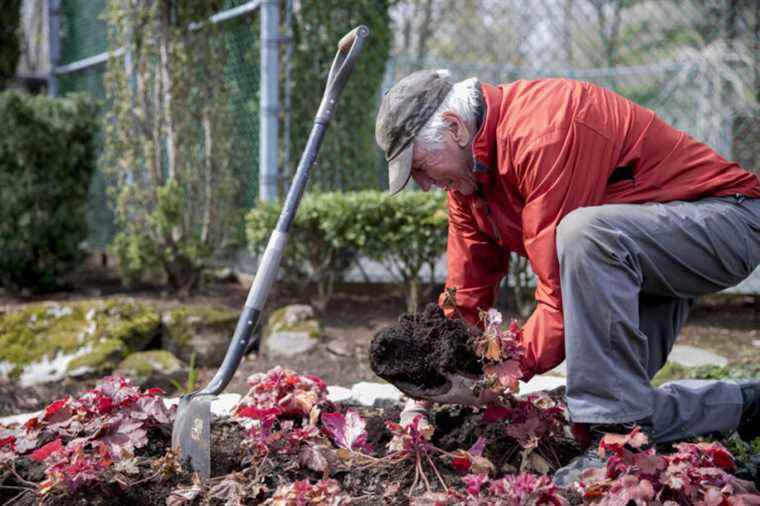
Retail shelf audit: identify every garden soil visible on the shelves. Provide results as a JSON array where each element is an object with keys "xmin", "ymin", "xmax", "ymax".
[
  {"xmin": 0, "ymin": 404, "xmax": 583, "ymax": 506},
  {"xmin": 369, "ymin": 303, "xmax": 482, "ymax": 398}
]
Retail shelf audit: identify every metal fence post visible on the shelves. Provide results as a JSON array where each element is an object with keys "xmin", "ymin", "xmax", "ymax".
[
  {"xmin": 259, "ymin": 0, "xmax": 280, "ymax": 202},
  {"xmin": 47, "ymin": 0, "xmax": 61, "ymax": 96}
]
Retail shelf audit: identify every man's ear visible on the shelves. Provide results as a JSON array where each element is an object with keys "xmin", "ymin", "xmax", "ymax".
[{"xmin": 442, "ymin": 111, "xmax": 471, "ymax": 148}]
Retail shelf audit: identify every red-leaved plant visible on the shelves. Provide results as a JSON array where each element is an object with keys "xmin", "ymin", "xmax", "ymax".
[
  {"xmin": 232, "ymin": 366, "xmax": 328, "ymax": 457},
  {"xmin": 412, "ymin": 472, "xmax": 569, "ymax": 505},
  {"xmin": 0, "ymin": 376, "xmax": 171, "ymax": 495},
  {"xmin": 473, "ymin": 308, "xmax": 526, "ymax": 397},
  {"xmin": 580, "ymin": 427, "xmax": 760, "ymax": 504}
]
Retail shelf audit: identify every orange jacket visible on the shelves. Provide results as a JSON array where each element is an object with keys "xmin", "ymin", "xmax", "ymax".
[{"xmin": 438, "ymin": 79, "xmax": 760, "ymax": 380}]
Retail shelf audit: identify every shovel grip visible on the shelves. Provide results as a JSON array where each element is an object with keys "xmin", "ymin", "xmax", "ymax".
[{"xmin": 338, "ymin": 26, "xmax": 363, "ymax": 53}]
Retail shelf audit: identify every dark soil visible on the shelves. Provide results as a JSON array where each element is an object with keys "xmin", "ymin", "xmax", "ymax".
[
  {"xmin": 369, "ymin": 303, "xmax": 483, "ymax": 398},
  {"xmin": 0, "ymin": 403, "xmax": 581, "ymax": 505}
]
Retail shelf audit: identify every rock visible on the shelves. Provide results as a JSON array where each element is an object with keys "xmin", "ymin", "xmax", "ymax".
[
  {"xmin": 211, "ymin": 393, "xmax": 242, "ymax": 418},
  {"xmin": 668, "ymin": 345, "xmax": 728, "ymax": 368},
  {"xmin": 67, "ymin": 339, "xmax": 127, "ymax": 379},
  {"xmin": 115, "ymin": 351, "xmax": 186, "ymax": 390},
  {"xmin": 161, "ymin": 306, "xmax": 240, "ymax": 367},
  {"xmin": 266, "ymin": 331, "xmax": 319, "ymax": 357},
  {"xmin": 327, "ymin": 385, "xmax": 353, "ymax": 403},
  {"xmin": 326, "ymin": 339, "xmax": 351, "ymax": 357},
  {"xmin": 264, "ymin": 305, "xmax": 322, "ymax": 357},
  {"xmin": 350, "ymin": 381, "xmax": 402, "ymax": 407},
  {"xmin": 0, "ymin": 299, "xmax": 161, "ymax": 386}
]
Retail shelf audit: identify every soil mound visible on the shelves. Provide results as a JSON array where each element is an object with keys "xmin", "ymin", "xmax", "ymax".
[{"xmin": 369, "ymin": 303, "xmax": 482, "ymax": 397}]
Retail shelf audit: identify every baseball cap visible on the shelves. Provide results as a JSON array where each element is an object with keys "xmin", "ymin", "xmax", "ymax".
[{"xmin": 375, "ymin": 70, "xmax": 453, "ymax": 194}]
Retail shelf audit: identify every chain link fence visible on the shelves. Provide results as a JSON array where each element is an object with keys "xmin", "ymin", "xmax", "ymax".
[{"xmin": 55, "ymin": 0, "xmax": 758, "ymax": 292}]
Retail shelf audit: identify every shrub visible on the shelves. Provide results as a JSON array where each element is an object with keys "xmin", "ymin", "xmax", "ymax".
[
  {"xmin": 246, "ymin": 190, "xmax": 448, "ymax": 312},
  {"xmin": 0, "ymin": 91, "xmax": 97, "ymax": 292},
  {"xmin": 338, "ymin": 191, "xmax": 448, "ymax": 312},
  {"xmin": 246, "ymin": 192, "xmax": 355, "ymax": 312}
]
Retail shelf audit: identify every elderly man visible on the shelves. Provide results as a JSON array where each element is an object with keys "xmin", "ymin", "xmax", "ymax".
[{"xmin": 374, "ymin": 69, "xmax": 760, "ymax": 484}]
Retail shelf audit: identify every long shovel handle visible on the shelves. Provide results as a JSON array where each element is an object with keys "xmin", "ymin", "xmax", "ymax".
[{"xmin": 197, "ymin": 25, "xmax": 369, "ymax": 397}]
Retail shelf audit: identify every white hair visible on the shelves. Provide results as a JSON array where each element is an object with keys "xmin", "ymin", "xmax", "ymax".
[{"xmin": 415, "ymin": 70, "xmax": 480, "ymax": 151}]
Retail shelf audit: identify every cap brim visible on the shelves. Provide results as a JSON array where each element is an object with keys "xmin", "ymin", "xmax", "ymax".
[{"xmin": 387, "ymin": 143, "xmax": 413, "ymax": 195}]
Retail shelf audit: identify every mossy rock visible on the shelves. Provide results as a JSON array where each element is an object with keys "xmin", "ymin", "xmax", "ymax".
[
  {"xmin": 115, "ymin": 350, "xmax": 186, "ymax": 390},
  {"xmin": 263, "ymin": 305, "xmax": 323, "ymax": 357},
  {"xmin": 0, "ymin": 299, "xmax": 161, "ymax": 386},
  {"xmin": 161, "ymin": 306, "xmax": 240, "ymax": 367}
]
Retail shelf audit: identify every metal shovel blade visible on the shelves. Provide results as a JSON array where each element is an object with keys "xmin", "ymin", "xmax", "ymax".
[{"xmin": 172, "ymin": 393, "xmax": 212, "ymax": 480}]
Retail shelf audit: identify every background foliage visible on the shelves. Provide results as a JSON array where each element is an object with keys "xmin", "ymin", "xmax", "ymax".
[
  {"xmin": 102, "ymin": 0, "xmax": 238, "ymax": 295},
  {"xmin": 0, "ymin": 0, "xmax": 21, "ymax": 89},
  {"xmin": 0, "ymin": 91, "xmax": 97, "ymax": 292},
  {"xmin": 286, "ymin": 0, "xmax": 392, "ymax": 192}
]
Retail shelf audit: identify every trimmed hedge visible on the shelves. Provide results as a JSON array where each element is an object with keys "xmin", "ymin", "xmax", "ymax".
[
  {"xmin": 0, "ymin": 91, "xmax": 97, "ymax": 292},
  {"xmin": 246, "ymin": 190, "xmax": 448, "ymax": 311}
]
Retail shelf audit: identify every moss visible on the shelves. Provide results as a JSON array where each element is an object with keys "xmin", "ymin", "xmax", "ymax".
[
  {"xmin": 265, "ymin": 306, "xmax": 321, "ymax": 339},
  {"xmin": 66, "ymin": 339, "xmax": 126, "ymax": 375},
  {"xmin": 652, "ymin": 362, "xmax": 690, "ymax": 386},
  {"xmin": 0, "ymin": 299, "xmax": 161, "ymax": 378},
  {"xmin": 117, "ymin": 350, "xmax": 183, "ymax": 377},
  {"xmin": 653, "ymin": 362, "xmax": 760, "ymax": 387},
  {"xmin": 162, "ymin": 305, "xmax": 238, "ymax": 346}
]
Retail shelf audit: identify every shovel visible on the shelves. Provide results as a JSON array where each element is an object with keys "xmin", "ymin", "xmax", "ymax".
[{"xmin": 171, "ymin": 25, "xmax": 370, "ymax": 480}]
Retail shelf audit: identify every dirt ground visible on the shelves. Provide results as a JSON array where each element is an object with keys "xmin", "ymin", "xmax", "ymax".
[{"xmin": 1, "ymin": 260, "xmax": 759, "ymax": 416}]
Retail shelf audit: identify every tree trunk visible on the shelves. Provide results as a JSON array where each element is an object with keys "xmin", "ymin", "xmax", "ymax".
[
  {"xmin": 159, "ymin": 1, "xmax": 176, "ymax": 181},
  {"xmin": 415, "ymin": 0, "xmax": 435, "ymax": 62},
  {"xmin": 406, "ymin": 277, "xmax": 420, "ymax": 313}
]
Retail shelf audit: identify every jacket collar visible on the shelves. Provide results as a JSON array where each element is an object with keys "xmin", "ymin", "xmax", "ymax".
[{"xmin": 471, "ymin": 82, "xmax": 502, "ymax": 184}]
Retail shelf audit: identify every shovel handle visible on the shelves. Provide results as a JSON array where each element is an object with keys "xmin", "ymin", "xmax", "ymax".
[
  {"xmin": 338, "ymin": 26, "xmax": 364, "ymax": 53},
  {"xmin": 195, "ymin": 26, "xmax": 369, "ymax": 396}
]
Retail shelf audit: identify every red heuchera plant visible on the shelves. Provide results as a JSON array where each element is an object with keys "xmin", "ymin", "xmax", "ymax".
[
  {"xmin": 0, "ymin": 376, "xmax": 171, "ymax": 495},
  {"xmin": 321, "ymin": 409, "xmax": 373, "ymax": 454},
  {"xmin": 233, "ymin": 367, "xmax": 328, "ymax": 457},
  {"xmin": 474, "ymin": 308, "xmax": 526, "ymax": 395},
  {"xmin": 580, "ymin": 427, "xmax": 760, "ymax": 505},
  {"xmin": 481, "ymin": 392, "xmax": 566, "ymax": 450},
  {"xmin": 412, "ymin": 472, "xmax": 569, "ymax": 505}
]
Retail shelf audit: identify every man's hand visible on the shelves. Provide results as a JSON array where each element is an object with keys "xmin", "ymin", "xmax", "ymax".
[{"xmin": 398, "ymin": 372, "xmax": 500, "ymax": 406}]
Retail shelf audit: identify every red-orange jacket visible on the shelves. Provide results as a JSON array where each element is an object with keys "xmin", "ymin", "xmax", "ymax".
[{"xmin": 438, "ymin": 78, "xmax": 760, "ymax": 380}]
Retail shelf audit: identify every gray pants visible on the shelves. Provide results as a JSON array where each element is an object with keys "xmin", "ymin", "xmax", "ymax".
[{"xmin": 556, "ymin": 196, "xmax": 760, "ymax": 442}]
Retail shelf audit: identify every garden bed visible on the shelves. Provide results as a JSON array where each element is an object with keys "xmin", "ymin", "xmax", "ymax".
[{"xmin": 1, "ymin": 367, "xmax": 758, "ymax": 505}]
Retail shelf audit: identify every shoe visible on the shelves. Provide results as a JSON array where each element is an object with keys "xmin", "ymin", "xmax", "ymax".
[
  {"xmin": 554, "ymin": 422, "xmax": 644, "ymax": 487},
  {"xmin": 553, "ymin": 436, "xmax": 606, "ymax": 487},
  {"xmin": 736, "ymin": 380, "xmax": 760, "ymax": 441}
]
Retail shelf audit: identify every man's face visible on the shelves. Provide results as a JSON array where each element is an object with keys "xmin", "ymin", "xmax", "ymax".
[{"xmin": 410, "ymin": 112, "xmax": 477, "ymax": 195}]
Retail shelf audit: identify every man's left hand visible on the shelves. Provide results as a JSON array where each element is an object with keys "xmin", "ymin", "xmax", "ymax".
[{"xmin": 407, "ymin": 372, "xmax": 500, "ymax": 406}]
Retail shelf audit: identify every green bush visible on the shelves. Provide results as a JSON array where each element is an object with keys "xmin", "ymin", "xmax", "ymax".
[
  {"xmin": 246, "ymin": 190, "xmax": 448, "ymax": 312},
  {"xmin": 0, "ymin": 91, "xmax": 97, "ymax": 292},
  {"xmin": 334, "ymin": 191, "xmax": 448, "ymax": 312},
  {"xmin": 246, "ymin": 192, "xmax": 355, "ymax": 311}
]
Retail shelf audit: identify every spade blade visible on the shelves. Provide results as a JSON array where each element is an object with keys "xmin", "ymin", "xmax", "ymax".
[{"xmin": 171, "ymin": 393, "xmax": 212, "ymax": 481}]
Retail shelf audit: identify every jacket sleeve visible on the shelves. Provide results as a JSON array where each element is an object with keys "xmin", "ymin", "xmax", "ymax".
[
  {"xmin": 438, "ymin": 192, "xmax": 509, "ymax": 326},
  {"xmin": 517, "ymin": 122, "xmax": 616, "ymax": 380}
]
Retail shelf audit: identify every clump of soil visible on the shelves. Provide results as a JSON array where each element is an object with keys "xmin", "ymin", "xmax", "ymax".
[{"xmin": 369, "ymin": 303, "xmax": 482, "ymax": 397}]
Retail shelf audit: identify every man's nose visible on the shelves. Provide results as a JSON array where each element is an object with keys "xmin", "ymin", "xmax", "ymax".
[{"xmin": 412, "ymin": 173, "xmax": 431, "ymax": 192}]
